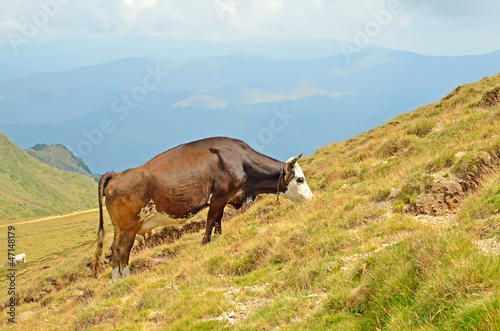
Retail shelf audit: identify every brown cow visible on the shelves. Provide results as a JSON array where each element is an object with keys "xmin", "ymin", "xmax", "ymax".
[{"xmin": 93, "ymin": 137, "xmax": 313, "ymax": 281}]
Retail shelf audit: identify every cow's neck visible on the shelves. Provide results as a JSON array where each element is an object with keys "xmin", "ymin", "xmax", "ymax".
[{"xmin": 245, "ymin": 155, "xmax": 282, "ymax": 196}]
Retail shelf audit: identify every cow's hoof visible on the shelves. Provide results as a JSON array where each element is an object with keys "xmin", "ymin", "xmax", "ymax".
[
  {"xmin": 201, "ymin": 237, "xmax": 211, "ymax": 245},
  {"xmin": 112, "ymin": 267, "xmax": 120, "ymax": 282}
]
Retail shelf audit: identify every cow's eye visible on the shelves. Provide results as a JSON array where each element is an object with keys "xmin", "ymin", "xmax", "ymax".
[{"xmin": 297, "ymin": 177, "xmax": 305, "ymax": 184}]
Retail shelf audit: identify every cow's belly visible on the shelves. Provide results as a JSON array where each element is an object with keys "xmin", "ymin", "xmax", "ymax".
[
  {"xmin": 137, "ymin": 199, "xmax": 201, "ymax": 236},
  {"xmin": 138, "ymin": 213, "xmax": 190, "ymax": 235}
]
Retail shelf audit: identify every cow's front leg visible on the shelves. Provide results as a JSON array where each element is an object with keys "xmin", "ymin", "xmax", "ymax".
[
  {"xmin": 214, "ymin": 220, "xmax": 222, "ymax": 237},
  {"xmin": 203, "ymin": 198, "xmax": 226, "ymax": 245}
]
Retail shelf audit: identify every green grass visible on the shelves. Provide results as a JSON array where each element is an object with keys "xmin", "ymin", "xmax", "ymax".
[
  {"xmin": 0, "ymin": 133, "xmax": 97, "ymax": 221},
  {"xmin": 26, "ymin": 143, "xmax": 94, "ymax": 178},
  {"xmin": 0, "ymin": 210, "xmax": 113, "ymax": 301},
  {"xmin": 1, "ymin": 74, "xmax": 500, "ymax": 329}
]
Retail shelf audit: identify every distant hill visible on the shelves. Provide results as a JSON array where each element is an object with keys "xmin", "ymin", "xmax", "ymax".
[
  {"xmin": 26, "ymin": 143, "xmax": 94, "ymax": 178},
  {"xmin": 0, "ymin": 132, "xmax": 97, "ymax": 221}
]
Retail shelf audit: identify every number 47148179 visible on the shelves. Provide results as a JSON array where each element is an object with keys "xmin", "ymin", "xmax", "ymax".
[{"xmin": 8, "ymin": 225, "xmax": 15, "ymax": 251}]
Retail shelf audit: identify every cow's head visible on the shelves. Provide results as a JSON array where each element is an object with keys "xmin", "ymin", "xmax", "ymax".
[{"xmin": 280, "ymin": 152, "xmax": 313, "ymax": 202}]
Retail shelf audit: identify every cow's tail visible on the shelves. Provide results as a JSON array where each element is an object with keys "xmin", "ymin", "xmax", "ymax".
[{"xmin": 93, "ymin": 172, "xmax": 116, "ymax": 277}]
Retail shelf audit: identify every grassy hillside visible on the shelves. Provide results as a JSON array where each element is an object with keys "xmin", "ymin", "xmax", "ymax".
[
  {"xmin": 26, "ymin": 143, "xmax": 94, "ymax": 178},
  {"xmin": 0, "ymin": 133, "xmax": 97, "ymax": 221},
  {"xmin": 1, "ymin": 74, "xmax": 500, "ymax": 329},
  {"xmin": 0, "ymin": 210, "xmax": 113, "ymax": 293}
]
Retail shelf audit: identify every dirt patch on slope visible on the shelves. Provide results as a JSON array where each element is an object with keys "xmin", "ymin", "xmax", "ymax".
[
  {"xmin": 203, "ymin": 284, "xmax": 273, "ymax": 325},
  {"xmin": 412, "ymin": 177, "xmax": 464, "ymax": 215},
  {"xmin": 410, "ymin": 153, "xmax": 498, "ymax": 216},
  {"xmin": 480, "ymin": 87, "xmax": 500, "ymax": 108},
  {"xmin": 476, "ymin": 238, "xmax": 500, "ymax": 256}
]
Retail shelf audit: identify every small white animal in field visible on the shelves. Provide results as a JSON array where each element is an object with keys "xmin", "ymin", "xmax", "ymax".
[
  {"xmin": 5, "ymin": 253, "xmax": 26, "ymax": 267},
  {"xmin": 14, "ymin": 253, "xmax": 26, "ymax": 264}
]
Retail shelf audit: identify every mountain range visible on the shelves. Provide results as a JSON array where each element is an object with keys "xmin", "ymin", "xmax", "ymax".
[
  {"xmin": 0, "ymin": 37, "xmax": 346, "ymax": 81},
  {"xmin": 1, "ymin": 43, "xmax": 500, "ymax": 173}
]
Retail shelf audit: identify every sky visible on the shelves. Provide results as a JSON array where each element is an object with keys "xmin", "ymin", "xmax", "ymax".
[{"xmin": 1, "ymin": 0, "xmax": 500, "ymax": 58}]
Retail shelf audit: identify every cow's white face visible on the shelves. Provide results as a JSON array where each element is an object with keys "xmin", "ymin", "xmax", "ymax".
[{"xmin": 281, "ymin": 162, "xmax": 313, "ymax": 202}]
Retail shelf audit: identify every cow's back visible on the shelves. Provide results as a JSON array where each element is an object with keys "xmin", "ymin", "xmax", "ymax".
[{"xmin": 104, "ymin": 137, "xmax": 251, "ymax": 219}]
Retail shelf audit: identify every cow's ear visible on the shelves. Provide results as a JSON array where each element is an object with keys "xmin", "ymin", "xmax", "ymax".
[
  {"xmin": 284, "ymin": 162, "xmax": 295, "ymax": 182},
  {"xmin": 287, "ymin": 152, "xmax": 303, "ymax": 166}
]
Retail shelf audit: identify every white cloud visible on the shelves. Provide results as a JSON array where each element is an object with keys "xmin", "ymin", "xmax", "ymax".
[
  {"xmin": 123, "ymin": 0, "xmax": 158, "ymax": 7},
  {"xmin": 0, "ymin": 0, "xmax": 387, "ymax": 40},
  {"xmin": 0, "ymin": 0, "xmax": 499, "ymax": 55}
]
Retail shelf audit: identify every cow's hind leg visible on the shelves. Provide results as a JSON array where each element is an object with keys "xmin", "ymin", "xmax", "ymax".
[
  {"xmin": 111, "ymin": 238, "xmax": 120, "ymax": 281},
  {"xmin": 112, "ymin": 231, "xmax": 136, "ymax": 281},
  {"xmin": 203, "ymin": 198, "xmax": 227, "ymax": 245},
  {"xmin": 108, "ymin": 224, "xmax": 118, "ymax": 262}
]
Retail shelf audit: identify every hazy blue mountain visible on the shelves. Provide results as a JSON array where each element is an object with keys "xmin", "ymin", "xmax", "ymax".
[
  {"xmin": 1, "ymin": 47, "xmax": 500, "ymax": 173},
  {"xmin": 0, "ymin": 36, "xmax": 345, "ymax": 81}
]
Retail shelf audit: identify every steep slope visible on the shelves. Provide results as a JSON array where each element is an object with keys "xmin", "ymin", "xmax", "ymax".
[
  {"xmin": 0, "ymin": 133, "xmax": 97, "ymax": 221},
  {"xmin": 26, "ymin": 143, "xmax": 93, "ymax": 178},
  {"xmin": 1, "ymin": 74, "xmax": 500, "ymax": 329}
]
